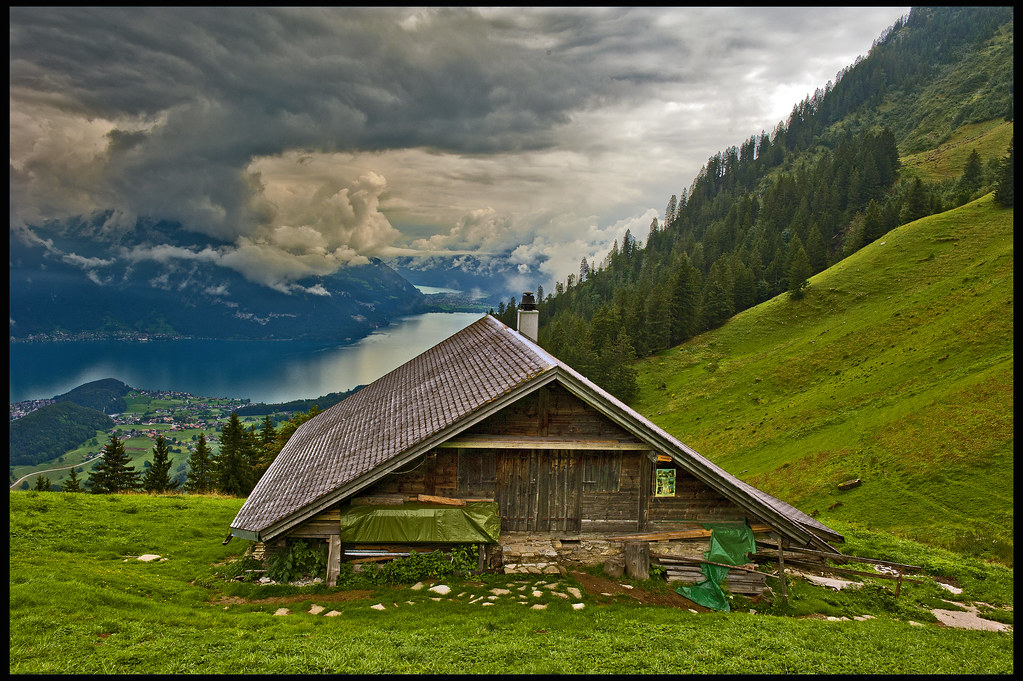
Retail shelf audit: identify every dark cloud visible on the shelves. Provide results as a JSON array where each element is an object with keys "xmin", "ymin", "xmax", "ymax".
[{"xmin": 10, "ymin": 7, "xmax": 910, "ymax": 290}]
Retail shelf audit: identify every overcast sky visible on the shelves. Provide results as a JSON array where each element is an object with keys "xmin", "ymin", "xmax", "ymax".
[{"xmin": 10, "ymin": 6, "xmax": 910, "ymax": 292}]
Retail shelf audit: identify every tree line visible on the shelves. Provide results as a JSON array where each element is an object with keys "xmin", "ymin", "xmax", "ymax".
[{"xmin": 516, "ymin": 6, "xmax": 1013, "ymax": 403}]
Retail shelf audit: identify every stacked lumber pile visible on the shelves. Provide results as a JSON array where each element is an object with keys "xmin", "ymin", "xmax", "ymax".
[{"xmin": 653, "ymin": 554, "xmax": 769, "ymax": 596}]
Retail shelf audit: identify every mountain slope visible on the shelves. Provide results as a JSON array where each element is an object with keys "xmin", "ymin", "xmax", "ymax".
[{"xmin": 630, "ymin": 194, "xmax": 1012, "ymax": 564}]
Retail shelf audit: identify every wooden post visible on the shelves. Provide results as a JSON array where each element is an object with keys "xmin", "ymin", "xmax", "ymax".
[
  {"xmin": 895, "ymin": 568, "xmax": 903, "ymax": 598},
  {"xmin": 326, "ymin": 535, "xmax": 341, "ymax": 587},
  {"xmin": 775, "ymin": 533, "xmax": 788, "ymax": 603},
  {"xmin": 624, "ymin": 541, "xmax": 650, "ymax": 580}
]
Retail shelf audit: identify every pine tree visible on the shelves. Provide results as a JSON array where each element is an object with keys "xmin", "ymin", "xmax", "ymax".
[
  {"xmin": 61, "ymin": 467, "xmax": 83, "ymax": 493},
  {"xmin": 862, "ymin": 199, "xmax": 886, "ymax": 245},
  {"xmin": 213, "ymin": 413, "xmax": 258, "ymax": 496},
  {"xmin": 786, "ymin": 238, "xmax": 812, "ymax": 300},
  {"xmin": 88, "ymin": 434, "xmax": 141, "ymax": 493},
  {"xmin": 142, "ymin": 434, "xmax": 178, "ymax": 493},
  {"xmin": 959, "ymin": 148, "xmax": 984, "ymax": 193},
  {"xmin": 185, "ymin": 433, "xmax": 214, "ymax": 493},
  {"xmin": 34, "ymin": 475, "xmax": 51, "ymax": 491},
  {"xmin": 994, "ymin": 138, "xmax": 1013, "ymax": 207}
]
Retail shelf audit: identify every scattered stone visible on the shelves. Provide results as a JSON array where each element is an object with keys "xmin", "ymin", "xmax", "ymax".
[
  {"xmin": 274, "ymin": 608, "xmax": 290, "ymax": 616},
  {"xmin": 551, "ymin": 591, "xmax": 569, "ymax": 599},
  {"xmin": 572, "ymin": 603, "xmax": 585, "ymax": 610},
  {"xmin": 517, "ymin": 585, "xmax": 528, "ymax": 591},
  {"xmin": 852, "ymin": 615, "xmax": 875, "ymax": 621},
  {"xmin": 531, "ymin": 604, "xmax": 548, "ymax": 610},
  {"xmin": 908, "ymin": 621, "xmax": 923, "ymax": 627},
  {"xmin": 932, "ymin": 605, "xmax": 1012, "ymax": 632},
  {"xmin": 491, "ymin": 588, "xmax": 511, "ymax": 596},
  {"xmin": 407, "ymin": 601, "xmax": 415, "ymax": 606},
  {"xmin": 371, "ymin": 603, "xmax": 386, "ymax": 610},
  {"xmin": 308, "ymin": 604, "xmax": 325, "ymax": 615},
  {"xmin": 619, "ymin": 584, "xmax": 634, "ymax": 589},
  {"xmin": 259, "ymin": 577, "xmax": 272, "ymax": 584},
  {"xmin": 601, "ymin": 592, "xmax": 613, "ymax": 597},
  {"xmin": 137, "ymin": 554, "xmax": 161, "ymax": 562},
  {"xmin": 532, "ymin": 590, "xmax": 543, "ymax": 598},
  {"xmin": 482, "ymin": 602, "xmax": 494, "ymax": 607},
  {"xmin": 749, "ymin": 610, "xmax": 756, "ymax": 615},
  {"xmin": 410, "ymin": 582, "xmax": 425, "ymax": 591},
  {"xmin": 325, "ymin": 611, "xmax": 341, "ymax": 617},
  {"xmin": 430, "ymin": 597, "xmax": 441, "ymax": 602},
  {"xmin": 487, "ymin": 595, "xmax": 497, "ymax": 601},
  {"xmin": 566, "ymin": 587, "xmax": 582, "ymax": 599},
  {"xmin": 688, "ymin": 609, "xmax": 698, "ymax": 614},
  {"xmin": 312, "ymin": 577, "xmax": 323, "ymax": 584},
  {"xmin": 937, "ymin": 582, "xmax": 963, "ymax": 595},
  {"xmin": 429, "ymin": 584, "xmax": 452, "ymax": 595}
]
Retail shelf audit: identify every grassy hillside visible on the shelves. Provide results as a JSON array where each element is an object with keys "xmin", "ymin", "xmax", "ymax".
[
  {"xmin": 9, "ymin": 492, "xmax": 1013, "ymax": 674},
  {"xmin": 631, "ymin": 194, "xmax": 1012, "ymax": 564}
]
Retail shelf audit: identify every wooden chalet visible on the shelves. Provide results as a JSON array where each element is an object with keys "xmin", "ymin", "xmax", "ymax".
[{"xmin": 230, "ymin": 300, "xmax": 842, "ymax": 585}]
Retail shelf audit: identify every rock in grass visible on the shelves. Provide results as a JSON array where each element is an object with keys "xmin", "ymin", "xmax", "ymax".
[
  {"xmin": 273, "ymin": 608, "xmax": 290, "ymax": 616},
  {"xmin": 309, "ymin": 604, "xmax": 325, "ymax": 615},
  {"xmin": 371, "ymin": 603, "xmax": 386, "ymax": 610},
  {"xmin": 428, "ymin": 584, "xmax": 451, "ymax": 595}
]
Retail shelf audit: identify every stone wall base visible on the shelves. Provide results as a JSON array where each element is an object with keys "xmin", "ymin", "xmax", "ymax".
[{"xmin": 498, "ymin": 532, "xmax": 712, "ymax": 567}]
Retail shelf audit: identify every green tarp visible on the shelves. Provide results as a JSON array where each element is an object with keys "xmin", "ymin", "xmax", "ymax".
[
  {"xmin": 338, "ymin": 502, "xmax": 501, "ymax": 544},
  {"xmin": 675, "ymin": 522, "xmax": 756, "ymax": 612}
]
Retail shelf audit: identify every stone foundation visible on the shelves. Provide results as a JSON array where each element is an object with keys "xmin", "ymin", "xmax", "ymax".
[{"xmin": 497, "ymin": 532, "xmax": 712, "ymax": 567}]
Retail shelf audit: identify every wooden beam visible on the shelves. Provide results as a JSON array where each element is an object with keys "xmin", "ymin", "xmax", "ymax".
[
  {"xmin": 782, "ymin": 558, "xmax": 926, "ymax": 587},
  {"xmin": 754, "ymin": 541, "xmax": 923, "ymax": 573},
  {"xmin": 437, "ymin": 435, "xmax": 648, "ymax": 450},
  {"xmin": 417, "ymin": 494, "xmax": 465, "ymax": 506},
  {"xmin": 609, "ymin": 524, "xmax": 774, "ymax": 542},
  {"xmin": 651, "ymin": 554, "xmax": 773, "ymax": 577},
  {"xmin": 325, "ymin": 536, "xmax": 341, "ymax": 587},
  {"xmin": 775, "ymin": 532, "xmax": 788, "ymax": 603}
]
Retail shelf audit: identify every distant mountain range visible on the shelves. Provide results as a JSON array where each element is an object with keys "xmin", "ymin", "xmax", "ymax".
[{"xmin": 9, "ymin": 216, "xmax": 427, "ymax": 341}]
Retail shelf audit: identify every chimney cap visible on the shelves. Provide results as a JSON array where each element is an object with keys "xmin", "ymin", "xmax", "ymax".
[{"xmin": 518, "ymin": 292, "xmax": 537, "ymax": 310}]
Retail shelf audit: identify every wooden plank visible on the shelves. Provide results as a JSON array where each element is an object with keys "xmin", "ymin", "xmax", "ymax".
[
  {"xmin": 783, "ymin": 558, "xmax": 927, "ymax": 586},
  {"xmin": 754, "ymin": 541, "xmax": 924, "ymax": 573},
  {"xmin": 350, "ymin": 495, "xmax": 407, "ymax": 506},
  {"xmin": 776, "ymin": 532, "xmax": 788, "ymax": 603},
  {"xmin": 416, "ymin": 494, "xmax": 465, "ymax": 506},
  {"xmin": 610, "ymin": 523, "xmax": 773, "ymax": 542},
  {"xmin": 438, "ymin": 436, "xmax": 648, "ymax": 450},
  {"xmin": 652, "ymin": 554, "xmax": 772, "ymax": 576}
]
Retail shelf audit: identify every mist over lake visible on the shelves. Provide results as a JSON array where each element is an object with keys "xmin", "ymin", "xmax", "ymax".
[{"xmin": 9, "ymin": 312, "xmax": 482, "ymax": 405}]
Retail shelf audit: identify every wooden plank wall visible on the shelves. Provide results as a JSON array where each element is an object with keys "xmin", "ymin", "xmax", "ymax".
[
  {"xmin": 647, "ymin": 463, "xmax": 750, "ymax": 527},
  {"xmin": 467, "ymin": 384, "xmax": 644, "ymax": 442},
  {"xmin": 286, "ymin": 508, "xmax": 342, "ymax": 538}
]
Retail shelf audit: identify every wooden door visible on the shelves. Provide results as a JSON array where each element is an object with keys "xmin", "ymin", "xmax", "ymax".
[{"xmin": 496, "ymin": 450, "xmax": 582, "ymax": 532}]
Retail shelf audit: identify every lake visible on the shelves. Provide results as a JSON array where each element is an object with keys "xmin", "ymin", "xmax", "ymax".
[{"xmin": 8, "ymin": 312, "xmax": 484, "ymax": 404}]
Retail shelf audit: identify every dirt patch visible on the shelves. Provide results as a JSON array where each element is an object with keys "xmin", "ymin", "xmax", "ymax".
[
  {"xmin": 568, "ymin": 571, "xmax": 711, "ymax": 612},
  {"xmin": 212, "ymin": 590, "xmax": 374, "ymax": 606}
]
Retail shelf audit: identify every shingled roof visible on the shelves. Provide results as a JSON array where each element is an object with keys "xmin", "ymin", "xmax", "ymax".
[{"xmin": 230, "ymin": 314, "xmax": 842, "ymax": 549}]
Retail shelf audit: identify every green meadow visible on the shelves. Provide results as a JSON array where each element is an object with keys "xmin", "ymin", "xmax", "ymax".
[
  {"xmin": 8, "ymin": 492, "xmax": 1013, "ymax": 674},
  {"xmin": 632, "ymin": 194, "xmax": 1013, "ymax": 564}
]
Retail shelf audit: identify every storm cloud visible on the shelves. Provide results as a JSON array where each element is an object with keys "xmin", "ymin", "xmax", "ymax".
[{"xmin": 10, "ymin": 7, "xmax": 909, "ymax": 292}]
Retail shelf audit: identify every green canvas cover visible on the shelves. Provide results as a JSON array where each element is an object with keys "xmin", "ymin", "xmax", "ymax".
[
  {"xmin": 675, "ymin": 522, "xmax": 756, "ymax": 612},
  {"xmin": 338, "ymin": 502, "xmax": 501, "ymax": 544}
]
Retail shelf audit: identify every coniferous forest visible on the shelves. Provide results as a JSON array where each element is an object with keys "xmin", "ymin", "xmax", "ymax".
[{"xmin": 497, "ymin": 7, "xmax": 1014, "ymax": 401}]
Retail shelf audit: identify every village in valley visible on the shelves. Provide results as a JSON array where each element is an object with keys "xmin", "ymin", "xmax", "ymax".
[{"xmin": 9, "ymin": 388, "xmax": 265, "ymax": 491}]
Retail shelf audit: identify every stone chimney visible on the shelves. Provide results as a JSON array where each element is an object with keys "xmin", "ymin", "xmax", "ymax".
[{"xmin": 516, "ymin": 292, "xmax": 539, "ymax": 342}]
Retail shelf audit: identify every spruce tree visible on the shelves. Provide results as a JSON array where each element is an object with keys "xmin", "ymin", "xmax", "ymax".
[
  {"xmin": 142, "ymin": 434, "xmax": 178, "ymax": 493},
  {"xmin": 185, "ymin": 433, "xmax": 214, "ymax": 493},
  {"xmin": 34, "ymin": 475, "xmax": 51, "ymax": 491},
  {"xmin": 88, "ymin": 434, "xmax": 141, "ymax": 493},
  {"xmin": 959, "ymin": 149, "xmax": 983, "ymax": 193},
  {"xmin": 786, "ymin": 238, "xmax": 812, "ymax": 300},
  {"xmin": 994, "ymin": 139, "xmax": 1013, "ymax": 207},
  {"xmin": 61, "ymin": 467, "xmax": 83, "ymax": 493},
  {"xmin": 213, "ymin": 413, "xmax": 252, "ymax": 496}
]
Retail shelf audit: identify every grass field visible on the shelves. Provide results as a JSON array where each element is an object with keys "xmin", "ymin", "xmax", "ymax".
[
  {"xmin": 8, "ymin": 492, "xmax": 1013, "ymax": 674},
  {"xmin": 631, "ymin": 194, "xmax": 1013, "ymax": 564}
]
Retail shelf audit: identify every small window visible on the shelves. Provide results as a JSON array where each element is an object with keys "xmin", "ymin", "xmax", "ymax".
[{"xmin": 655, "ymin": 468, "xmax": 676, "ymax": 497}]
